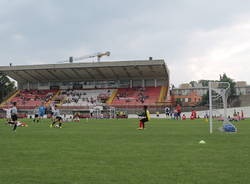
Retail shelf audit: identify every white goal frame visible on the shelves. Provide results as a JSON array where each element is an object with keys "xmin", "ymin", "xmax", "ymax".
[{"xmin": 209, "ymin": 81, "xmax": 230, "ymax": 134}]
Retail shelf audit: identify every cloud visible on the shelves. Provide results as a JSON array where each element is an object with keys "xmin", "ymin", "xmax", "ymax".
[
  {"xmin": 1, "ymin": 1, "xmax": 250, "ymax": 86},
  {"xmin": 11, "ymin": 33, "xmax": 26, "ymax": 41},
  {"xmin": 172, "ymin": 14, "xmax": 250, "ymax": 85}
]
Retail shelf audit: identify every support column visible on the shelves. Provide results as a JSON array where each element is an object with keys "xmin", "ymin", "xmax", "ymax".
[
  {"xmin": 117, "ymin": 80, "xmax": 120, "ymax": 88},
  {"xmin": 154, "ymin": 79, "xmax": 157, "ymax": 87}
]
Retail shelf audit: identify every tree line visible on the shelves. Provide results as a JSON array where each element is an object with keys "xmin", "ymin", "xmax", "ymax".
[
  {"xmin": 192, "ymin": 73, "xmax": 237, "ymax": 106},
  {"xmin": 0, "ymin": 74, "xmax": 16, "ymax": 103}
]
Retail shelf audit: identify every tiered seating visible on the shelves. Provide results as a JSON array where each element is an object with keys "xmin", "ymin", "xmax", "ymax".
[
  {"xmin": 60, "ymin": 89, "xmax": 114, "ymax": 107},
  {"xmin": 1, "ymin": 87, "xmax": 163, "ymax": 109},
  {"xmin": 112, "ymin": 87, "xmax": 161, "ymax": 105},
  {"xmin": 4, "ymin": 89, "xmax": 58, "ymax": 108}
]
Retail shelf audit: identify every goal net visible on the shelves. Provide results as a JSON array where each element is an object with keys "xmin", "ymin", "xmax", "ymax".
[{"xmin": 208, "ymin": 81, "xmax": 236, "ymax": 133}]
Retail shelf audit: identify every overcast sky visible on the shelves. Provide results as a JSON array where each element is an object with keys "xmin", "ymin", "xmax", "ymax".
[{"xmin": 1, "ymin": 0, "xmax": 250, "ymax": 86}]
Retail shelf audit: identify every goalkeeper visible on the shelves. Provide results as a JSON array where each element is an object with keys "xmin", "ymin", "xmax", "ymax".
[{"xmin": 137, "ymin": 106, "xmax": 150, "ymax": 130}]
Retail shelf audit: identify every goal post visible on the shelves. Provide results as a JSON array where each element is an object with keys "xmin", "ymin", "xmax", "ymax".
[
  {"xmin": 209, "ymin": 82, "xmax": 213, "ymax": 134},
  {"xmin": 208, "ymin": 81, "xmax": 230, "ymax": 134}
]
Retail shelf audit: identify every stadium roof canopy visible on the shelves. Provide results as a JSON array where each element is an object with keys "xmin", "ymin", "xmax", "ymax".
[{"xmin": 0, "ymin": 60, "xmax": 169, "ymax": 83}]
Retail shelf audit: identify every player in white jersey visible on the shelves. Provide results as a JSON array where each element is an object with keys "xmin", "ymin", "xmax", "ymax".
[{"xmin": 50, "ymin": 105, "xmax": 62, "ymax": 128}]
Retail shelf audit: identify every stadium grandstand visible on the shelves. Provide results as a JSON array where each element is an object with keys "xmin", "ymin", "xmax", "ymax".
[{"xmin": 0, "ymin": 59, "xmax": 170, "ymax": 118}]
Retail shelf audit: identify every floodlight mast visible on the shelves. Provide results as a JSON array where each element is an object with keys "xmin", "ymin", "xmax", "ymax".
[
  {"xmin": 57, "ymin": 51, "xmax": 111, "ymax": 63},
  {"xmin": 96, "ymin": 51, "xmax": 111, "ymax": 62}
]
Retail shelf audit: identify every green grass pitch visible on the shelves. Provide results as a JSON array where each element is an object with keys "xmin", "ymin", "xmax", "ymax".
[{"xmin": 0, "ymin": 118, "xmax": 250, "ymax": 184}]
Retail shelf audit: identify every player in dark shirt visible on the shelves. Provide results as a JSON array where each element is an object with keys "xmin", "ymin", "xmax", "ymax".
[
  {"xmin": 138, "ymin": 106, "xmax": 150, "ymax": 130},
  {"xmin": 10, "ymin": 102, "xmax": 18, "ymax": 131}
]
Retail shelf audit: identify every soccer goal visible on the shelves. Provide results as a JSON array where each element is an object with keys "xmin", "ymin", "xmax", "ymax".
[
  {"xmin": 208, "ymin": 81, "xmax": 236, "ymax": 133},
  {"xmin": 93, "ymin": 106, "xmax": 103, "ymax": 119},
  {"xmin": 109, "ymin": 107, "xmax": 116, "ymax": 119}
]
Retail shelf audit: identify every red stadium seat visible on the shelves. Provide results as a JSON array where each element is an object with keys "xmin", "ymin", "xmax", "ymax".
[
  {"xmin": 6, "ymin": 89, "xmax": 58, "ymax": 109},
  {"xmin": 112, "ymin": 87, "xmax": 161, "ymax": 106}
]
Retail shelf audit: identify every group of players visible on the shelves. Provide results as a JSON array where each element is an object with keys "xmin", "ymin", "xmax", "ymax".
[
  {"xmin": 32, "ymin": 103, "xmax": 63, "ymax": 128},
  {"xmin": 165, "ymin": 104, "xmax": 182, "ymax": 120},
  {"xmin": 2, "ymin": 102, "xmax": 151, "ymax": 131},
  {"xmin": 2, "ymin": 102, "xmax": 65, "ymax": 131}
]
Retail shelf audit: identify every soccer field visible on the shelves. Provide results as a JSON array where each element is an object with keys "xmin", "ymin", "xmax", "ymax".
[{"xmin": 0, "ymin": 118, "xmax": 249, "ymax": 184}]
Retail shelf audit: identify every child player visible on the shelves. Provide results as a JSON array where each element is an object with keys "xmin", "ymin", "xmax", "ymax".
[
  {"xmin": 38, "ymin": 102, "xmax": 46, "ymax": 122},
  {"xmin": 138, "ymin": 106, "xmax": 150, "ymax": 130},
  {"xmin": 176, "ymin": 104, "xmax": 182, "ymax": 120},
  {"xmin": 50, "ymin": 105, "xmax": 63, "ymax": 128},
  {"xmin": 33, "ymin": 108, "xmax": 39, "ymax": 123},
  {"xmin": 33, "ymin": 103, "xmax": 46, "ymax": 123},
  {"xmin": 10, "ymin": 102, "xmax": 18, "ymax": 131},
  {"xmin": 73, "ymin": 113, "xmax": 80, "ymax": 122}
]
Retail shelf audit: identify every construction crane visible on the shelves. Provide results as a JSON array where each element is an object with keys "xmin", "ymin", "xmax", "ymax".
[{"xmin": 57, "ymin": 51, "xmax": 111, "ymax": 64}]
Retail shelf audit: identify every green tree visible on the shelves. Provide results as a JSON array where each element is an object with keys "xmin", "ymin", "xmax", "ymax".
[
  {"xmin": 189, "ymin": 81, "xmax": 197, "ymax": 87},
  {"xmin": 199, "ymin": 91, "xmax": 209, "ymax": 106},
  {"xmin": 219, "ymin": 73, "xmax": 237, "ymax": 105},
  {"xmin": 197, "ymin": 74, "xmax": 237, "ymax": 106},
  {"xmin": 0, "ymin": 74, "xmax": 16, "ymax": 102},
  {"xmin": 198, "ymin": 80, "xmax": 210, "ymax": 87},
  {"xmin": 198, "ymin": 79, "xmax": 218, "ymax": 87}
]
